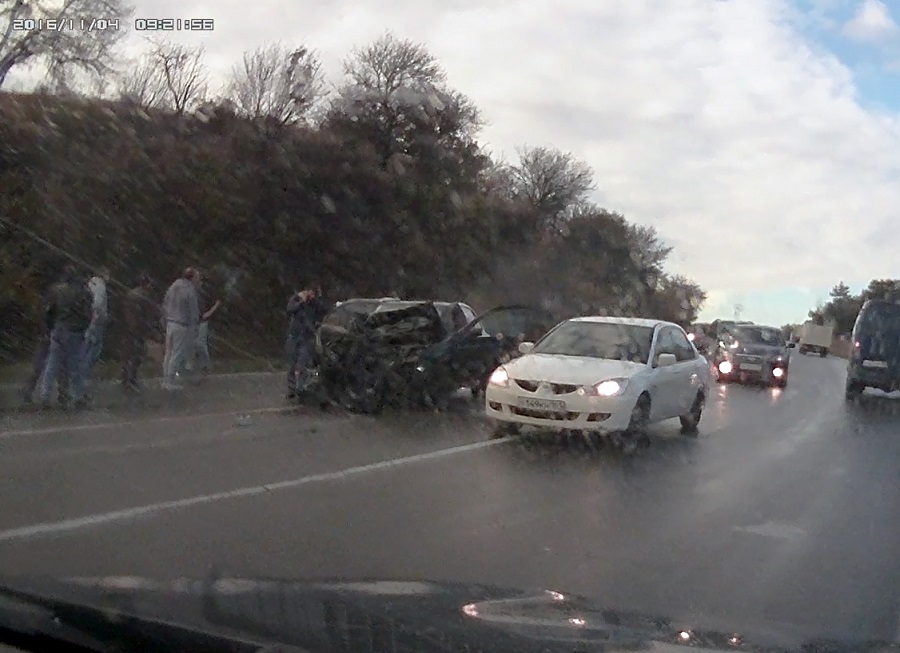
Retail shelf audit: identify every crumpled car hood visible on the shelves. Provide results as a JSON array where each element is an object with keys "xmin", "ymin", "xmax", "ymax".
[{"xmin": 0, "ymin": 574, "xmax": 894, "ymax": 653}]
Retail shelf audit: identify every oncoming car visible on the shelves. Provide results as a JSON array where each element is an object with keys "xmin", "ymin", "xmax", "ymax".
[
  {"xmin": 484, "ymin": 317, "xmax": 711, "ymax": 440},
  {"xmin": 710, "ymin": 324, "xmax": 792, "ymax": 387}
]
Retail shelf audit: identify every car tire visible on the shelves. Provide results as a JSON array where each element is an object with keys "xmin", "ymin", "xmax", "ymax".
[
  {"xmin": 626, "ymin": 394, "xmax": 651, "ymax": 435},
  {"xmin": 845, "ymin": 379, "xmax": 864, "ymax": 401},
  {"xmin": 490, "ymin": 421, "xmax": 520, "ymax": 439},
  {"xmin": 819, "ymin": 348, "xmax": 828, "ymax": 358},
  {"xmin": 679, "ymin": 392, "xmax": 703, "ymax": 436}
]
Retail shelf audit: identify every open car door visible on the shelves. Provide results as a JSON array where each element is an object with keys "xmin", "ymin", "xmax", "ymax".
[{"xmin": 422, "ymin": 305, "xmax": 556, "ymax": 396}]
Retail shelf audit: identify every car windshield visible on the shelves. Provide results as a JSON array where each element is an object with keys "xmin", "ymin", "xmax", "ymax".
[
  {"xmin": 733, "ymin": 326, "xmax": 784, "ymax": 346},
  {"xmin": 8, "ymin": 8, "xmax": 900, "ymax": 650},
  {"xmin": 532, "ymin": 321, "xmax": 654, "ymax": 363}
]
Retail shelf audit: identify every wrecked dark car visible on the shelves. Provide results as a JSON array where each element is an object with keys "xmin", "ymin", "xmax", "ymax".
[{"xmin": 310, "ymin": 299, "xmax": 554, "ymax": 414}]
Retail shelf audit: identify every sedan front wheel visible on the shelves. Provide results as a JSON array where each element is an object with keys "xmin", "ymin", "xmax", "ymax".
[{"xmin": 490, "ymin": 421, "xmax": 520, "ymax": 439}]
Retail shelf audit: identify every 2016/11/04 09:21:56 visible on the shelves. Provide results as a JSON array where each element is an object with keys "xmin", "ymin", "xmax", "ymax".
[{"xmin": 134, "ymin": 18, "xmax": 215, "ymax": 31}]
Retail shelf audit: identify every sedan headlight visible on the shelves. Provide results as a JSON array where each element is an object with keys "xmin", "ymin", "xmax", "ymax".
[
  {"xmin": 488, "ymin": 366, "xmax": 509, "ymax": 388},
  {"xmin": 589, "ymin": 378, "xmax": 629, "ymax": 397}
]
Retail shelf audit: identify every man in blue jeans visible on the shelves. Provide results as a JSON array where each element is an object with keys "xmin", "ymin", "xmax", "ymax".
[
  {"xmin": 21, "ymin": 274, "xmax": 71, "ymax": 405},
  {"xmin": 285, "ymin": 285, "xmax": 327, "ymax": 398},
  {"xmin": 39, "ymin": 265, "xmax": 93, "ymax": 409}
]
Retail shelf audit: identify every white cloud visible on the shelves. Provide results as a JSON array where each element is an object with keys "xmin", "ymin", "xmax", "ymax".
[
  {"xmin": 8, "ymin": 0, "xmax": 900, "ymax": 323},
  {"xmin": 842, "ymin": 0, "xmax": 898, "ymax": 41}
]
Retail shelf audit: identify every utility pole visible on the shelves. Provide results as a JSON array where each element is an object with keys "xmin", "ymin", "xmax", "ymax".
[{"xmin": 733, "ymin": 303, "xmax": 743, "ymax": 320}]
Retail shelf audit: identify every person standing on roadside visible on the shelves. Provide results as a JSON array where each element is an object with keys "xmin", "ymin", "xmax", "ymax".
[
  {"xmin": 21, "ymin": 271, "xmax": 71, "ymax": 405},
  {"xmin": 285, "ymin": 285, "xmax": 324, "ymax": 398},
  {"xmin": 121, "ymin": 272, "xmax": 161, "ymax": 393},
  {"xmin": 38, "ymin": 265, "xmax": 93, "ymax": 409},
  {"xmin": 187, "ymin": 273, "xmax": 221, "ymax": 374},
  {"xmin": 80, "ymin": 265, "xmax": 110, "ymax": 395},
  {"xmin": 162, "ymin": 267, "xmax": 200, "ymax": 390}
]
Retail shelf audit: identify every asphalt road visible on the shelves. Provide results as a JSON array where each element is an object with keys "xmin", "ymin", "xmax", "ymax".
[{"xmin": 0, "ymin": 353, "xmax": 898, "ymax": 645}]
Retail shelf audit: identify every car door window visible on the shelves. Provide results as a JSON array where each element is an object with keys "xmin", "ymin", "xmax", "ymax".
[
  {"xmin": 671, "ymin": 329, "xmax": 696, "ymax": 362},
  {"xmin": 654, "ymin": 328, "xmax": 677, "ymax": 363}
]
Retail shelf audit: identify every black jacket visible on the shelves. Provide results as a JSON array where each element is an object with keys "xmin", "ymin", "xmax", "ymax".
[
  {"xmin": 45, "ymin": 279, "xmax": 93, "ymax": 333},
  {"xmin": 287, "ymin": 294, "xmax": 328, "ymax": 339}
]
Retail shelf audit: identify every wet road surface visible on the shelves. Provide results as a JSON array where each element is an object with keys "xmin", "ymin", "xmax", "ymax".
[{"xmin": 0, "ymin": 354, "xmax": 898, "ymax": 643}]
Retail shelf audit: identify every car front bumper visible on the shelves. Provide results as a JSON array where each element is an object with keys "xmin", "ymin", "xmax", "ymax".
[
  {"xmin": 484, "ymin": 385, "xmax": 634, "ymax": 433},
  {"xmin": 719, "ymin": 357, "xmax": 788, "ymax": 382}
]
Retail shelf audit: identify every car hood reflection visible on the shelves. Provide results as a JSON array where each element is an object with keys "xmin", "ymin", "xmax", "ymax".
[{"xmin": 0, "ymin": 574, "xmax": 894, "ymax": 653}]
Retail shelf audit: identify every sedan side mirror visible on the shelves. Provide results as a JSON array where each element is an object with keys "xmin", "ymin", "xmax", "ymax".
[
  {"xmin": 518, "ymin": 341, "xmax": 535, "ymax": 355},
  {"xmin": 787, "ymin": 342, "xmax": 796, "ymax": 349},
  {"xmin": 657, "ymin": 353, "xmax": 677, "ymax": 367}
]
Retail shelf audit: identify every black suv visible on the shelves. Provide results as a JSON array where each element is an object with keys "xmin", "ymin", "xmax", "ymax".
[{"xmin": 845, "ymin": 299, "xmax": 900, "ymax": 400}]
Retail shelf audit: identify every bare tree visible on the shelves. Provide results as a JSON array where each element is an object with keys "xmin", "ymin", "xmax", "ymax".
[
  {"xmin": 626, "ymin": 224, "xmax": 673, "ymax": 273},
  {"xmin": 511, "ymin": 146, "xmax": 596, "ymax": 230},
  {"xmin": 227, "ymin": 42, "xmax": 325, "ymax": 125},
  {"xmin": 138, "ymin": 38, "xmax": 208, "ymax": 115},
  {"xmin": 116, "ymin": 50, "xmax": 165, "ymax": 109},
  {"xmin": 343, "ymin": 31, "xmax": 445, "ymax": 99},
  {"xmin": 333, "ymin": 31, "xmax": 480, "ymax": 163},
  {"xmin": 0, "ymin": 0, "xmax": 133, "ymax": 89}
]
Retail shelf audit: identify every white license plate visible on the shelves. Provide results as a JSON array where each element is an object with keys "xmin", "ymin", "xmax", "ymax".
[
  {"xmin": 740, "ymin": 363, "xmax": 762, "ymax": 372},
  {"xmin": 862, "ymin": 360, "xmax": 888, "ymax": 368},
  {"xmin": 518, "ymin": 397, "xmax": 566, "ymax": 411}
]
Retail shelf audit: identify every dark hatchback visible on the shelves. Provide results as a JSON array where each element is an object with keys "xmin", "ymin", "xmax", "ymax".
[
  {"xmin": 711, "ymin": 324, "xmax": 793, "ymax": 388},
  {"xmin": 845, "ymin": 299, "xmax": 900, "ymax": 400}
]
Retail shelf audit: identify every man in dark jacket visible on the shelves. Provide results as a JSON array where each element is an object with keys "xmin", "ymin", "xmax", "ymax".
[
  {"xmin": 39, "ymin": 265, "xmax": 93, "ymax": 408},
  {"xmin": 285, "ymin": 284, "xmax": 327, "ymax": 398},
  {"xmin": 21, "ymin": 273, "xmax": 71, "ymax": 405},
  {"xmin": 121, "ymin": 273, "xmax": 162, "ymax": 393}
]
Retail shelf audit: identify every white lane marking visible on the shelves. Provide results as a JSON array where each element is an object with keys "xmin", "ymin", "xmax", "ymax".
[
  {"xmin": 0, "ymin": 406, "xmax": 297, "ymax": 440},
  {"xmin": 734, "ymin": 521, "xmax": 806, "ymax": 540},
  {"xmin": 0, "ymin": 438, "xmax": 506, "ymax": 543}
]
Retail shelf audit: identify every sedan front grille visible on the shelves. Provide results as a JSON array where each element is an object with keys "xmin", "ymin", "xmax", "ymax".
[{"xmin": 513, "ymin": 379, "xmax": 579, "ymax": 394}]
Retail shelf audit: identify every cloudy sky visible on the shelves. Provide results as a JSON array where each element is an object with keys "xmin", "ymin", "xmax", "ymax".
[{"xmin": 12, "ymin": 0, "xmax": 900, "ymax": 326}]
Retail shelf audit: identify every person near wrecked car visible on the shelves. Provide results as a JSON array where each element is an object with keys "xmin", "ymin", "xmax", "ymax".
[
  {"xmin": 285, "ymin": 285, "xmax": 327, "ymax": 398},
  {"xmin": 21, "ymin": 271, "xmax": 72, "ymax": 406},
  {"xmin": 187, "ymin": 274, "xmax": 221, "ymax": 374},
  {"xmin": 162, "ymin": 267, "xmax": 200, "ymax": 390},
  {"xmin": 38, "ymin": 265, "xmax": 93, "ymax": 409},
  {"xmin": 121, "ymin": 272, "xmax": 162, "ymax": 393},
  {"xmin": 80, "ymin": 265, "xmax": 110, "ymax": 395}
]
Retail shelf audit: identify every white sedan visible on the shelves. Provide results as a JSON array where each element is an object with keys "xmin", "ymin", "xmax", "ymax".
[{"xmin": 484, "ymin": 316, "xmax": 711, "ymax": 439}]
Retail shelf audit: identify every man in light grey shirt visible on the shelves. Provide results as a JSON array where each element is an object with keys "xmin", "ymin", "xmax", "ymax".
[
  {"xmin": 80, "ymin": 266, "xmax": 110, "ymax": 393},
  {"xmin": 162, "ymin": 267, "xmax": 200, "ymax": 390}
]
